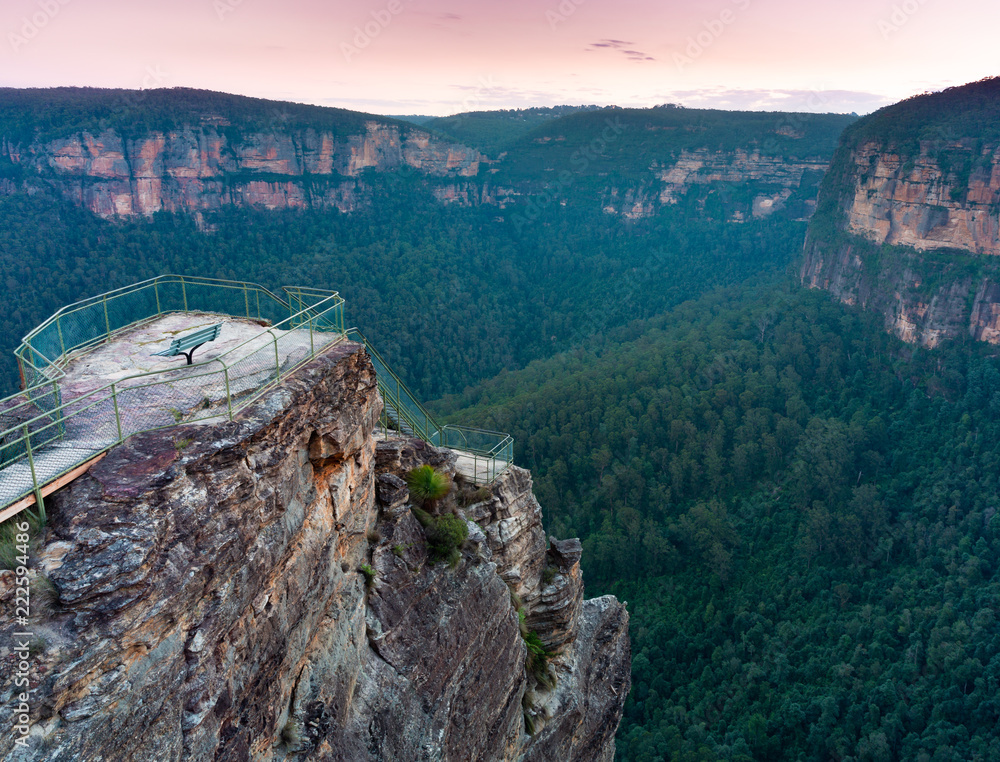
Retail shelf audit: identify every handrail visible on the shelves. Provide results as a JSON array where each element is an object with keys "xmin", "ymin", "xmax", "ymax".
[
  {"xmin": 1, "ymin": 278, "xmax": 347, "ymax": 517},
  {"xmin": 345, "ymin": 327, "xmax": 439, "ymax": 442},
  {"xmin": 15, "ymin": 275, "xmax": 298, "ymax": 388},
  {"xmin": 0, "ymin": 275, "xmax": 510, "ymax": 520},
  {"xmin": 344, "ymin": 328, "xmax": 513, "ymax": 483}
]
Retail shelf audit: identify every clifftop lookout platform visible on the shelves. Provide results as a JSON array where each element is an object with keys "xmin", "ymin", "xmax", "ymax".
[{"xmin": 0, "ymin": 276, "xmax": 511, "ymax": 522}]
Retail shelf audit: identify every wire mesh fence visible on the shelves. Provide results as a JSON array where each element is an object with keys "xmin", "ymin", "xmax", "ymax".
[
  {"xmin": 1, "ymin": 276, "xmax": 347, "ymax": 514},
  {"xmin": 1, "ymin": 273, "xmax": 510, "ymax": 517},
  {"xmin": 345, "ymin": 328, "xmax": 513, "ymax": 485}
]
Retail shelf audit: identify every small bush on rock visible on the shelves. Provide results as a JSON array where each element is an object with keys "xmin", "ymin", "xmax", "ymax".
[
  {"xmin": 405, "ymin": 465, "xmax": 452, "ymax": 510},
  {"xmin": 412, "ymin": 507, "xmax": 468, "ymax": 565}
]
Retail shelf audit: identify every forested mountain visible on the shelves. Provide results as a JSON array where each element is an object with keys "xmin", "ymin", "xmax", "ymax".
[
  {"xmin": 418, "ymin": 105, "xmax": 604, "ymax": 156},
  {"xmin": 0, "ymin": 87, "xmax": 410, "ymax": 143},
  {"xmin": 0, "ymin": 88, "xmax": 850, "ymax": 397},
  {"xmin": 0, "ymin": 183, "xmax": 805, "ymax": 397}
]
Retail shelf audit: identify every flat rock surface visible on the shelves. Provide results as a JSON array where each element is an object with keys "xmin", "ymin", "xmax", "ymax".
[{"xmin": 1, "ymin": 313, "xmax": 344, "ymax": 507}]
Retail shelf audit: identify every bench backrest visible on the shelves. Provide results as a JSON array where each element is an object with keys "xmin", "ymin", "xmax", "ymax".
[{"xmin": 170, "ymin": 324, "xmax": 222, "ymax": 351}]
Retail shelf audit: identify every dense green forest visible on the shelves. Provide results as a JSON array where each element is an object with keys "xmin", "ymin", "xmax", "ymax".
[
  {"xmin": 419, "ymin": 105, "xmax": 604, "ymax": 156},
  {"xmin": 494, "ymin": 107, "xmax": 857, "ymax": 185},
  {"xmin": 0, "ymin": 87, "xmax": 413, "ymax": 144},
  {"xmin": 438, "ymin": 281, "xmax": 1000, "ymax": 761},
  {"xmin": 0, "ymin": 182, "xmax": 807, "ymax": 398},
  {"xmin": 840, "ymin": 77, "xmax": 1000, "ymax": 156}
]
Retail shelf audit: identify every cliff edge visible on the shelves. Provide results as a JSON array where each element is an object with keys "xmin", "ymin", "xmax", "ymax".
[
  {"xmin": 0, "ymin": 340, "xmax": 629, "ymax": 760},
  {"xmin": 802, "ymin": 77, "xmax": 1000, "ymax": 347}
]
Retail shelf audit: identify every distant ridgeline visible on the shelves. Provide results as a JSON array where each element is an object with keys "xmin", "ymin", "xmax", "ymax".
[
  {"xmin": 803, "ymin": 77, "xmax": 1000, "ymax": 348},
  {"xmin": 0, "ymin": 87, "xmax": 853, "ymax": 398},
  {"xmin": 0, "ymin": 87, "xmax": 854, "ymax": 224}
]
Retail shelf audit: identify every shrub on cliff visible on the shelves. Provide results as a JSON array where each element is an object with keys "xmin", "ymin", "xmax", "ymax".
[
  {"xmin": 405, "ymin": 465, "xmax": 452, "ymax": 511},
  {"xmin": 412, "ymin": 507, "xmax": 468, "ymax": 566}
]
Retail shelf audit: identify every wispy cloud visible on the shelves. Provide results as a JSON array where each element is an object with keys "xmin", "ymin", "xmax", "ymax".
[
  {"xmin": 586, "ymin": 39, "xmax": 655, "ymax": 62},
  {"xmin": 655, "ymin": 87, "xmax": 891, "ymax": 113}
]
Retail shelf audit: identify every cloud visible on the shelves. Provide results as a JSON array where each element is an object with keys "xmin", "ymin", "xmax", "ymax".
[
  {"xmin": 654, "ymin": 87, "xmax": 892, "ymax": 114},
  {"xmin": 587, "ymin": 39, "xmax": 655, "ymax": 62}
]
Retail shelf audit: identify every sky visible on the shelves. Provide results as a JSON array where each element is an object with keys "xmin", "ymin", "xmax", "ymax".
[{"xmin": 1, "ymin": 0, "xmax": 998, "ymax": 117}]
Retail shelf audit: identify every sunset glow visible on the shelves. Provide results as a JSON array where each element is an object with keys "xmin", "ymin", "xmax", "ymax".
[{"xmin": 2, "ymin": 0, "xmax": 997, "ymax": 115}]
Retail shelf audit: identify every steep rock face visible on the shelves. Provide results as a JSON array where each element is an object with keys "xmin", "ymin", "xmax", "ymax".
[
  {"xmin": 845, "ymin": 141, "xmax": 1000, "ymax": 255},
  {"xmin": 596, "ymin": 149, "xmax": 827, "ymax": 221},
  {"xmin": 800, "ymin": 77, "xmax": 1000, "ymax": 348},
  {"xmin": 655, "ymin": 149, "xmax": 827, "ymax": 211},
  {"xmin": 802, "ymin": 139, "xmax": 1000, "ymax": 348},
  {"xmin": 801, "ymin": 235, "xmax": 1000, "ymax": 347},
  {"xmin": 2, "ymin": 121, "xmax": 481, "ymax": 219},
  {"xmin": 0, "ymin": 342, "xmax": 629, "ymax": 760}
]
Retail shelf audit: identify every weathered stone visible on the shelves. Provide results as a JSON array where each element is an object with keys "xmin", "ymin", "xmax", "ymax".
[
  {"xmin": 0, "ymin": 341, "xmax": 629, "ymax": 761},
  {"xmin": 3, "ymin": 122, "xmax": 483, "ymax": 221},
  {"xmin": 549, "ymin": 537, "xmax": 582, "ymax": 569},
  {"xmin": 375, "ymin": 472, "xmax": 408, "ymax": 513},
  {"xmin": 803, "ymin": 138, "xmax": 1000, "ymax": 349},
  {"xmin": 522, "ymin": 597, "xmax": 632, "ymax": 762},
  {"xmin": 374, "ymin": 435, "xmax": 457, "ymax": 479}
]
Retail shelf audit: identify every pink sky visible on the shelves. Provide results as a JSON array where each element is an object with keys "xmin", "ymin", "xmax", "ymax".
[{"xmin": 2, "ymin": 0, "xmax": 997, "ymax": 116}]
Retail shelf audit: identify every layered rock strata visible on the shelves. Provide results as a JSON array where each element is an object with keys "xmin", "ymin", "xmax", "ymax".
[
  {"xmin": 802, "ymin": 138, "xmax": 1000, "ymax": 348},
  {"xmin": 845, "ymin": 141, "xmax": 1000, "ymax": 256},
  {"xmin": 1, "ymin": 122, "xmax": 481, "ymax": 219}
]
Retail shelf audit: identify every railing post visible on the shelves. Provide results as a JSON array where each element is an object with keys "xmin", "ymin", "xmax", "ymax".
[
  {"xmin": 181, "ymin": 276, "xmax": 188, "ymax": 312},
  {"xmin": 224, "ymin": 366, "xmax": 234, "ymax": 421},
  {"xmin": 23, "ymin": 425, "xmax": 44, "ymax": 522},
  {"xmin": 273, "ymin": 334, "xmax": 281, "ymax": 381},
  {"xmin": 52, "ymin": 380, "xmax": 64, "ymax": 436},
  {"xmin": 103, "ymin": 295, "xmax": 111, "ymax": 339},
  {"xmin": 154, "ymin": 281, "xmax": 162, "ymax": 315},
  {"xmin": 111, "ymin": 383, "xmax": 124, "ymax": 442},
  {"xmin": 56, "ymin": 315, "xmax": 66, "ymax": 358},
  {"xmin": 243, "ymin": 284, "xmax": 250, "ymax": 318}
]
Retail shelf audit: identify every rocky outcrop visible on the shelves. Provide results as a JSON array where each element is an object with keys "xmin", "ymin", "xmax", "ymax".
[
  {"xmin": 845, "ymin": 141, "xmax": 1000, "ymax": 255},
  {"xmin": 0, "ymin": 341, "xmax": 629, "ymax": 760},
  {"xmin": 595, "ymin": 149, "xmax": 827, "ymax": 221},
  {"xmin": 801, "ymin": 235, "xmax": 1000, "ymax": 347},
  {"xmin": 802, "ymin": 148, "xmax": 1000, "ymax": 347},
  {"xmin": 655, "ymin": 149, "xmax": 827, "ymax": 213},
  {"xmin": 2, "ymin": 121, "xmax": 481, "ymax": 220},
  {"xmin": 801, "ymin": 79, "xmax": 1000, "ymax": 348}
]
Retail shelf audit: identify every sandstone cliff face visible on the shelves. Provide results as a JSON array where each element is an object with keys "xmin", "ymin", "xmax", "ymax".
[
  {"xmin": 656, "ymin": 149, "xmax": 827, "ymax": 212},
  {"xmin": 802, "ymin": 138, "xmax": 1000, "ymax": 348},
  {"xmin": 0, "ymin": 342, "xmax": 629, "ymax": 760},
  {"xmin": 593, "ymin": 149, "xmax": 827, "ymax": 221},
  {"xmin": 801, "ymin": 235, "xmax": 1000, "ymax": 347},
  {"xmin": 1, "ymin": 121, "xmax": 481, "ymax": 219},
  {"xmin": 845, "ymin": 141, "xmax": 1000, "ymax": 256}
]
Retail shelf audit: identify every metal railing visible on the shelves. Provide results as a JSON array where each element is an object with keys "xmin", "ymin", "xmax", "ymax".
[
  {"xmin": 345, "ymin": 328, "xmax": 512, "ymax": 485},
  {"xmin": 2, "ymin": 276, "xmax": 346, "ymax": 517},
  {"xmin": 0, "ymin": 274, "xmax": 512, "ymax": 520}
]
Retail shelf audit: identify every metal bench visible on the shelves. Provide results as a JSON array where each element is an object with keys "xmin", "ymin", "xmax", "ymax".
[{"xmin": 152, "ymin": 324, "xmax": 222, "ymax": 365}]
